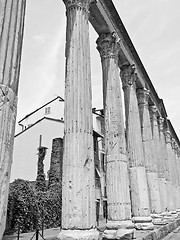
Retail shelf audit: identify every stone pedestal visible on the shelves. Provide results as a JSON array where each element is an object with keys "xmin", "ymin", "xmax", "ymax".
[
  {"xmin": 120, "ymin": 64, "xmax": 152, "ymax": 229},
  {"xmin": 0, "ymin": 0, "xmax": 26, "ymax": 238},
  {"xmin": 58, "ymin": 229, "xmax": 99, "ymax": 240},
  {"xmin": 59, "ymin": 1, "xmax": 98, "ymax": 239},
  {"xmin": 96, "ymin": 33, "xmax": 132, "ymax": 230},
  {"xmin": 137, "ymin": 88, "xmax": 161, "ymax": 214}
]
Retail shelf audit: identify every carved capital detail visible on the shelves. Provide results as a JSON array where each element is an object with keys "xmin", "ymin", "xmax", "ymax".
[
  {"xmin": 158, "ymin": 117, "xmax": 164, "ymax": 132},
  {"xmin": 149, "ymin": 105, "xmax": 158, "ymax": 121},
  {"xmin": 120, "ymin": 64, "xmax": 137, "ymax": 89},
  {"xmin": 177, "ymin": 149, "xmax": 180, "ymax": 157},
  {"xmin": 174, "ymin": 143, "xmax": 179, "ymax": 152},
  {"xmin": 165, "ymin": 131, "xmax": 171, "ymax": 144},
  {"xmin": 65, "ymin": 0, "xmax": 91, "ymax": 12},
  {"xmin": 96, "ymin": 33, "xmax": 119, "ymax": 59},
  {"xmin": 137, "ymin": 88, "xmax": 150, "ymax": 107},
  {"xmin": 171, "ymin": 138, "xmax": 176, "ymax": 149}
]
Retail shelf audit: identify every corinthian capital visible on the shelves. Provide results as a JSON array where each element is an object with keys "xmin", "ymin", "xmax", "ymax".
[
  {"xmin": 149, "ymin": 105, "xmax": 158, "ymax": 121},
  {"xmin": 96, "ymin": 33, "xmax": 119, "ymax": 59},
  {"xmin": 171, "ymin": 138, "xmax": 176, "ymax": 149},
  {"xmin": 174, "ymin": 142, "xmax": 179, "ymax": 153},
  {"xmin": 158, "ymin": 117, "xmax": 164, "ymax": 132},
  {"xmin": 165, "ymin": 130, "xmax": 171, "ymax": 144},
  {"xmin": 120, "ymin": 64, "xmax": 137, "ymax": 89},
  {"xmin": 137, "ymin": 88, "xmax": 150, "ymax": 107},
  {"xmin": 64, "ymin": 0, "xmax": 92, "ymax": 11}
]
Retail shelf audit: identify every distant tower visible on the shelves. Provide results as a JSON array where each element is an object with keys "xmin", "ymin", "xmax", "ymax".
[
  {"xmin": 48, "ymin": 138, "xmax": 63, "ymax": 188},
  {"xmin": 35, "ymin": 135, "xmax": 47, "ymax": 191}
]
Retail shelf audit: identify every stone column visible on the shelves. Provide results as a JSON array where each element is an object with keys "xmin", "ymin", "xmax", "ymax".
[
  {"xmin": 158, "ymin": 117, "xmax": 168, "ymax": 212},
  {"xmin": 96, "ymin": 33, "xmax": 132, "ymax": 230},
  {"xmin": 165, "ymin": 131, "xmax": 175, "ymax": 211},
  {"xmin": 149, "ymin": 106, "xmax": 165, "ymax": 214},
  {"xmin": 177, "ymin": 148, "xmax": 180, "ymax": 210},
  {"xmin": 0, "ymin": 0, "xmax": 26, "ymax": 238},
  {"xmin": 120, "ymin": 65, "xmax": 152, "ymax": 230},
  {"xmin": 59, "ymin": 1, "xmax": 98, "ymax": 239},
  {"xmin": 170, "ymin": 139, "xmax": 178, "ymax": 211},
  {"xmin": 173, "ymin": 142, "xmax": 180, "ymax": 210},
  {"xmin": 137, "ymin": 89, "xmax": 161, "ymax": 214}
]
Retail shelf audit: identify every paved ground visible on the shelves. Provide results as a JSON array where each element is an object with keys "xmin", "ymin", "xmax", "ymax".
[
  {"xmin": 163, "ymin": 226, "xmax": 180, "ymax": 240},
  {"xmin": 3, "ymin": 228, "xmax": 60, "ymax": 240},
  {"xmin": 3, "ymin": 224, "xmax": 180, "ymax": 240}
]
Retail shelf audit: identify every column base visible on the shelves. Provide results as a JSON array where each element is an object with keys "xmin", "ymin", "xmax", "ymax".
[
  {"xmin": 102, "ymin": 229, "xmax": 135, "ymax": 240},
  {"xmin": 58, "ymin": 229, "xmax": 99, "ymax": 240},
  {"xmin": 170, "ymin": 210, "xmax": 179, "ymax": 219},
  {"xmin": 106, "ymin": 220, "xmax": 134, "ymax": 229},
  {"xmin": 151, "ymin": 214, "xmax": 168, "ymax": 225},
  {"xmin": 132, "ymin": 217, "xmax": 154, "ymax": 230},
  {"xmin": 160, "ymin": 211, "xmax": 178, "ymax": 222}
]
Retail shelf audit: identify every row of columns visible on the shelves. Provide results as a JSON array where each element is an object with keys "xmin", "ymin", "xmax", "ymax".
[
  {"xmin": 59, "ymin": 1, "xmax": 180, "ymax": 239},
  {"xmin": 0, "ymin": 0, "xmax": 180, "ymax": 239}
]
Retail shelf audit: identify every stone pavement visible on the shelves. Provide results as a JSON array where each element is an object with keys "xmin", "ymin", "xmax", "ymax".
[
  {"xmin": 163, "ymin": 226, "xmax": 180, "ymax": 240},
  {"xmin": 135, "ymin": 218, "xmax": 180, "ymax": 240},
  {"xmin": 3, "ymin": 218, "xmax": 180, "ymax": 240}
]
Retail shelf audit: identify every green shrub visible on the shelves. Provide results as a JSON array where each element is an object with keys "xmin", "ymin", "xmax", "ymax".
[{"xmin": 5, "ymin": 180, "xmax": 62, "ymax": 234}]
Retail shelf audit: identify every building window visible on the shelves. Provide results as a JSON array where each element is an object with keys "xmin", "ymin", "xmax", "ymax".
[{"xmin": 45, "ymin": 107, "xmax": 51, "ymax": 115}]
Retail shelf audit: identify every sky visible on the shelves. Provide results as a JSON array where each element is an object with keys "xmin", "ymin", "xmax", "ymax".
[{"xmin": 17, "ymin": 0, "xmax": 180, "ymax": 137}]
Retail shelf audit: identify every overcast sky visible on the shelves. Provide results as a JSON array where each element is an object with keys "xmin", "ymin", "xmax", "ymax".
[{"xmin": 17, "ymin": 0, "xmax": 180, "ymax": 137}]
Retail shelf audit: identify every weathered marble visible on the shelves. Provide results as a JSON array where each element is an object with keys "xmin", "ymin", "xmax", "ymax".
[
  {"xmin": 59, "ymin": 1, "xmax": 98, "ymax": 239},
  {"xmin": 48, "ymin": 138, "xmax": 63, "ymax": 187},
  {"xmin": 165, "ymin": 131, "xmax": 175, "ymax": 211},
  {"xmin": 137, "ymin": 88, "xmax": 161, "ymax": 214},
  {"xmin": 177, "ymin": 149, "xmax": 180, "ymax": 209},
  {"xmin": 174, "ymin": 142, "xmax": 180, "ymax": 210},
  {"xmin": 170, "ymin": 139, "xmax": 178, "ymax": 211},
  {"xmin": 96, "ymin": 33, "xmax": 132, "ymax": 227},
  {"xmin": 120, "ymin": 64, "xmax": 151, "ymax": 228},
  {"xmin": 149, "ymin": 106, "xmax": 166, "ymax": 213},
  {"xmin": 158, "ymin": 117, "xmax": 168, "ymax": 212},
  {"xmin": 0, "ymin": 0, "xmax": 26, "ymax": 238}
]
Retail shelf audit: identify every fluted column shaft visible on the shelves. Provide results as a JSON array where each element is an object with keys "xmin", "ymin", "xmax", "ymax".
[
  {"xmin": 177, "ymin": 149, "xmax": 180, "ymax": 209},
  {"xmin": 61, "ymin": 0, "xmax": 96, "ymax": 230},
  {"xmin": 96, "ymin": 33, "xmax": 131, "ymax": 223},
  {"xmin": 172, "ymin": 141, "xmax": 179, "ymax": 209},
  {"xmin": 0, "ymin": 0, "xmax": 26, "ymax": 237},
  {"xmin": 120, "ymin": 65, "xmax": 150, "ymax": 218},
  {"xmin": 149, "ymin": 107, "xmax": 166, "ymax": 212},
  {"xmin": 158, "ymin": 118, "xmax": 168, "ymax": 211},
  {"xmin": 137, "ymin": 89, "xmax": 161, "ymax": 213},
  {"xmin": 165, "ymin": 131, "xmax": 175, "ymax": 211}
]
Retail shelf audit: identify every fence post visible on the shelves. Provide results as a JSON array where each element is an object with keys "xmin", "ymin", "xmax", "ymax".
[{"xmin": 17, "ymin": 221, "xmax": 20, "ymax": 240}]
